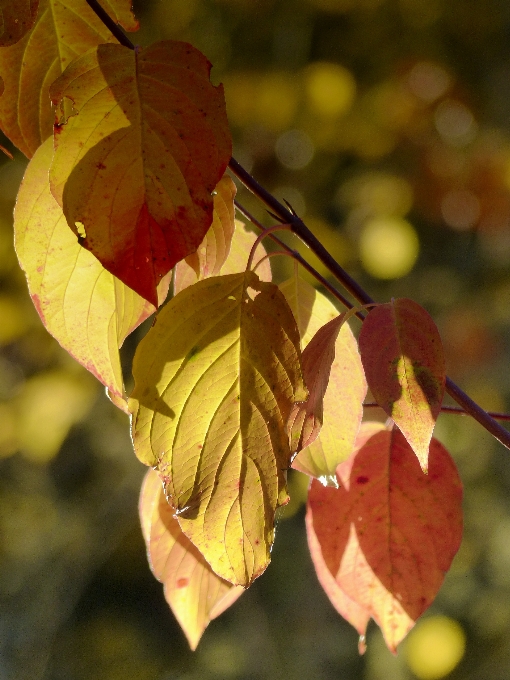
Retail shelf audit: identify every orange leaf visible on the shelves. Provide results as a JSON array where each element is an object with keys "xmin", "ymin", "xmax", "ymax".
[
  {"xmin": 305, "ymin": 501, "xmax": 371, "ymax": 641},
  {"xmin": 288, "ymin": 314, "xmax": 345, "ymax": 455},
  {"xmin": 140, "ymin": 469, "xmax": 244, "ymax": 650},
  {"xmin": 358, "ymin": 298, "xmax": 445, "ymax": 471},
  {"xmin": 50, "ymin": 41, "xmax": 231, "ymax": 305},
  {"xmin": 307, "ymin": 427, "xmax": 462, "ymax": 653},
  {"xmin": 14, "ymin": 137, "xmax": 167, "ymax": 406},
  {"xmin": 0, "ymin": 0, "xmax": 138, "ymax": 157}
]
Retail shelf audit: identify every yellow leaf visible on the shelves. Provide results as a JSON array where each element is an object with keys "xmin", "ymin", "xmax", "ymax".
[
  {"xmin": 184, "ymin": 175, "xmax": 236, "ymax": 279},
  {"xmin": 14, "ymin": 137, "xmax": 165, "ymax": 404},
  {"xmin": 139, "ymin": 469, "xmax": 244, "ymax": 650},
  {"xmin": 280, "ymin": 272, "xmax": 366, "ymax": 483},
  {"xmin": 174, "ymin": 218, "xmax": 272, "ymax": 295},
  {"xmin": 0, "ymin": 0, "xmax": 39, "ymax": 46},
  {"xmin": 130, "ymin": 271, "xmax": 307, "ymax": 586},
  {"xmin": 49, "ymin": 41, "xmax": 231, "ymax": 306},
  {"xmin": 0, "ymin": 0, "xmax": 138, "ymax": 157}
]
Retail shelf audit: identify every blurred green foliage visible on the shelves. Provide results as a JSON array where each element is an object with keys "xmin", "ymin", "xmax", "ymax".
[{"xmin": 2, "ymin": 0, "xmax": 510, "ymax": 678}]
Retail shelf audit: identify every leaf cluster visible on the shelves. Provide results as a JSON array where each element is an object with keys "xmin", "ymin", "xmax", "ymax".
[{"xmin": 0, "ymin": 0, "xmax": 466, "ymax": 655}]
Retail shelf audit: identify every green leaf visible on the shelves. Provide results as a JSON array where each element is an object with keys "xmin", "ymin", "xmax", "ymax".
[
  {"xmin": 0, "ymin": 0, "xmax": 138, "ymax": 157},
  {"xmin": 50, "ymin": 41, "xmax": 232, "ymax": 306},
  {"xmin": 130, "ymin": 271, "xmax": 307, "ymax": 586},
  {"xmin": 139, "ymin": 469, "xmax": 244, "ymax": 650},
  {"xmin": 14, "ymin": 137, "xmax": 167, "ymax": 406},
  {"xmin": 358, "ymin": 298, "xmax": 446, "ymax": 472}
]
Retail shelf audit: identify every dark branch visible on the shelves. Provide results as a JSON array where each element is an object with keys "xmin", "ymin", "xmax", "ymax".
[
  {"xmin": 85, "ymin": 0, "xmax": 135, "ymax": 50},
  {"xmin": 229, "ymin": 158, "xmax": 510, "ymax": 450}
]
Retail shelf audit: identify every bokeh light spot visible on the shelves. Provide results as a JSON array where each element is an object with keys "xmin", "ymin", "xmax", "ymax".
[
  {"xmin": 434, "ymin": 99, "xmax": 477, "ymax": 146},
  {"xmin": 405, "ymin": 616, "xmax": 466, "ymax": 679},
  {"xmin": 275, "ymin": 129, "xmax": 315, "ymax": 169},
  {"xmin": 304, "ymin": 62, "xmax": 356, "ymax": 118},
  {"xmin": 408, "ymin": 61, "xmax": 450, "ymax": 102},
  {"xmin": 360, "ymin": 216, "xmax": 419, "ymax": 279},
  {"xmin": 441, "ymin": 189, "xmax": 480, "ymax": 230}
]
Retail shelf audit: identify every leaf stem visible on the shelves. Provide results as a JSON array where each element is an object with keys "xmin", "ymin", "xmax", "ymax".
[
  {"xmin": 246, "ymin": 224, "xmax": 291, "ymax": 272},
  {"xmin": 85, "ymin": 0, "xmax": 136, "ymax": 50},
  {"xmin": 230, "ymin": 158, "xmax": 510, "ymax": 450},
  {"xmin": 235, "ymin": 200, "xmax": 365, "ymax": 320}
]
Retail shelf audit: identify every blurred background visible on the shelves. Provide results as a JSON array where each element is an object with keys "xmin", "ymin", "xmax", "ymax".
[{"xmin": 2, "ymin": 0, "xmax": 510, "ymax": 678}]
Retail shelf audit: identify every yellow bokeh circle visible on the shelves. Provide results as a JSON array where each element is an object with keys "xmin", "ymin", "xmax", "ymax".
[
  {"xmin": 304, "ymin": 62, "xmax": 356, "ymax": 118},
  {"xmin": 359, "ymin": 216, "xmax": 419, "ymax": 279},
  {"xmin": 405, "ymin": 616, "xmax": 466, "ymax": 680}
]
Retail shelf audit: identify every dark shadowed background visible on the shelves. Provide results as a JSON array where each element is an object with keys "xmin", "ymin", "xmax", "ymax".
[{"xmin": 1, "ymin": 0, "xmax": 510, "ymax": 678}]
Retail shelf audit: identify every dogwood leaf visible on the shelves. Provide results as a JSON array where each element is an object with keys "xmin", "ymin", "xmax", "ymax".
[
  {"xmin": 139, "ymin": 469, "xmax": 244, "ymax": 649},
  {"xmin": 130, "ymin": 271, "xmax": 307, "ymax": 586},
  {"xmin": 50, "ymin": 40, "xmax": 231, "ymax": 305},
  {"xmin": 0, "ymin": 0, "xmax": 138, "ymax": 157},
  {"xmin": 359, "ymin": 298, "xmax": 446, "ymax": 471},
  {"xmin": 307, "ymin": 427, "xmax": 462, "ymax": 652},
  {"xmin": 14, "ymin": 137, "xmax": 166, "ymax": 406}
]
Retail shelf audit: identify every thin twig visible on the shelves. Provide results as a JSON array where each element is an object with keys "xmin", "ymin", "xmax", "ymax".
[
  {"xmin": 234, "ymin": 200, "xmax": 365, "ymax": 320},
  {"xmin": 85, "ymin": 0, "xmax": 135, "ymax": 49},
  {"xmin": 364, "ymin": 401, "xmax": 510, "ymax": 422},
  {"xmin": 80, "ymin": 0, "xmax": 510, "ymax": 450},
  {"xmin": 229, "ymin": 159, "xmax": 510, "ymax": 450}
]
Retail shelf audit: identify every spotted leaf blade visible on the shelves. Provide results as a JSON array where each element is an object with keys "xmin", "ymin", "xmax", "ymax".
[
  {"xmin": 50, "ymin": 41, "xmax": 231, "ymax": 306},
  {"xmin": 308, "ymin": 427, "xmax": 462, "ymax": 653},
  {"xmin": 0, "ymin": 0, "xmax": 39, "ymax": 46},
  {"xmin": 0, "ymin": 0, "xmax": 138, "ymax": 157},
  {"xmin": 129, "ymin": 271, "xmax": 307, "ymax": 586},
  {"xmin": 140, "ymin": 469, "xmax": 244, "ymax": 650},
  {"xmin": 358, "ymin": 298, "xmax": 446, "ymax": 471},
  {"xmin": 14, "ymin": 137, "xmax": 165, "ymax": 406}
]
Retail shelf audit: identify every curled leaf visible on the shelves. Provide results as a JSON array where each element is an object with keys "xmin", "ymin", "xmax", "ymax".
[
  {"xmin": 358, "ymin": 298, "xmax": 446, "ymax": 471},
  {"xmin": 308, "ymin": 427, "xmax": 463, "ymax": 652},
  {"xmin": 50, "ymin": 40, "xmax": 231, "ymax": 305},
  {"xmin": 130, "ymin": 271, "xmax": 307, "ymax": 586},
  {"xmin": 140, "ymin": 469, "xmax": 244, "ymax": 650}
]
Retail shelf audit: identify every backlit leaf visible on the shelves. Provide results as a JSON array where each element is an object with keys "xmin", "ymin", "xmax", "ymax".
[
  {"xmin": 174, "ymin": 218, "xmax": 272, "ymax": 294},
  {"xmin": 184, "ymin": 175, "xmax": 236, "ymax": 278},
  {"xmin": 14, "ymin": 137, "xmax": 166, "ymax": 405},
  {"xmin": 0, "ymin": 0, "xmax": 38, "ymax": 46},
  {"xmin": 305, "ymin": 491, "xmax": 371, "ymax": 641},
  {"xmin": 288, "ymin": 314, "xmax": 345, "ymax": 455},
  {"xmin": 307, "ymin": 427, "xmax": 463, "ymax": 652},
  {"xmin": 358, "ymin": 298, "xmax": 446, "ymax": 471},
  {"xmin": 129, "ymin": 271, "xmax": 307, "ymax": 586},
  {"xmin": 280, "ymin": 272, "xmax": 366, "ymax": 483},
  {"xmin": 0, "ymin": 0, "xmax": 138, "ymax": 157},
  {"xmin": 50, "ymin": 41, "xmax": 232, "ymax": 306},
  {"xmin": 139, "ymin": 469, "xmax": 244, "ymax": 650}
]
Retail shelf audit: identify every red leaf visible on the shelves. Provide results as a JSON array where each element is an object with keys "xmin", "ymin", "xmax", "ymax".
[
  {"xmin": 307, "ymin": 427, "xmax": 462, "ymax": 652},
  {"xmin": 139, "ymin": 469, "xmax": 244, "ymax": 649},
  {"xmin": 358, "ymin": 298, "xmax": 446, "ymax": 471},
  {"xmin": 288, "ymin": 314, "xmax": 344, "ymax": 455},
  {"xmin": 50, "ymin": 41, "xmax": 231, "ymax": 305}
]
